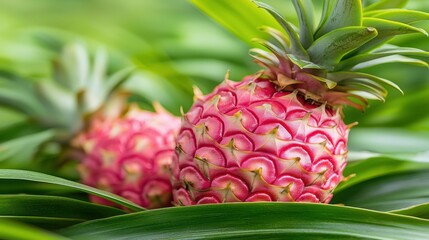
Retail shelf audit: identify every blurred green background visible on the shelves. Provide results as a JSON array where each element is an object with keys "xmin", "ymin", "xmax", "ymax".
[{"xmin": 0, "ymin": 0, "xmax": 428, "ymax": 174}]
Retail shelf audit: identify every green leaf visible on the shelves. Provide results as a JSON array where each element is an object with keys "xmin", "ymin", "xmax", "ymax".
[
  {"xmin": 0, "ymin": 219, "xmax": 67, "ymax": 240},
  {"xmin": 392, "ymin": 203, "xmax": 429, "ymax": 220},
  {"xmin": 286, "ymin": 54, "xmax": 322, "ymax": 69},
  {"xmin": 190, "ymin": 0, "xmax": 280, "ymax": 47},
  {"xmin": 328, "ymin": 71, "xmax": 403, "ymax": 94},
  {"xmin": 0, "ymin": 130, "xmax": 55, "ymax": 163},
  {"xmin": 308, "ymin": 27, "xmax": 378, "ymax": 70},
  {"xmin": 316, "ymin": 0, "xmax": 363, "ymax": 38},
  {"xmin": 349, "ymin": 128, "xmax": 429, "ymax": 154},
  {"xmin": 332, "ymin": 169, "xmax": 429, "ymax": 211},
  {"xmin": 292, "ymin": 0, "xmax": 314, "ymax": 48},
  {"xmin": 254, "ymin": 1, "xmax": 309, "ymax": 59},
  {"xmin": 351, "ymin": 55, "xmax": 429, "ymax": 70},
  {"xmin": 354, "ymin": 17, "xmax": 428, "ymax": 54},
  {"xmin": 62, "ymin": 203, "xmax": 429, "ymax": 239},
  {"xmin": 335, "ymin": 156, "xmax": 429, "ymax": 193},
  {"xmin": 364, "ymin": 17, "xmax": 428, "ymax": 36},
  {"xmin": 365, "ymin": 9, "xmax": 429, "ymax": 23},
  {"xmin": 0, "ymin": 194, "xmax": 125, "ymax": 229},
  {"xmin": 336, "ymin": 44, "xmax": 429, "ymax": 70},
  {"xmin": 364, "ymin": 0, "xmax": 409, "ymax": 12},
  {"xmin": 0, "ymin": 169, "xmax": 144, "ymax": 212}
]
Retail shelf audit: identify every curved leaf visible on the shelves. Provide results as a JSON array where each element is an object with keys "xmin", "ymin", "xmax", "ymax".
[
  {"xmin": 255, "ymin": 1, "xmax": 308, "ymax": 59},
  {"xmin": 363, "ymin": 0, "xmax": 409, "ymax": 12},
  {"xmin": 316, "ymin": 0, "xmax": 363, "ymax": 38},
  {"xmin": 335, "ymin": 156, "xmax": 429, "ymax": 192},
  {"xmin": 392, "ymin": 203, "xmax": 429, "ymax": 220},
  {"xmin": 354, "ymin": 17, "xmax": 428, "ymax": 54},
  {"xmin": 62, "ymin": 203, "xmax": 429, "ymax": 239},
  {"xmin": 0, "ymin": 195, "xmax": 125, "ymax": 229},
  {"xmin": 365, "ymin": 9, "xmax": 429, "ymax": 23},
  {"xmin": 332, "ymin": 169, "xmax": 429, "ymax": 211},
  {"xmin": 328, "ymin": 71, "xmax": 403, "ymax": 94},
  {"xmin": 0, "ymin": 219, "xmax": 67, "ymax": 240},
  {"xmin": 0, "ymin": 169, "xmax": 144, "ymax": 212},
  {"xmin": 336, "ymin": 45, "xmax": 429, "ymax": 70},
  {"xmin": 308, "ymin": 27, "xmax": 377, "ymax": 70}
]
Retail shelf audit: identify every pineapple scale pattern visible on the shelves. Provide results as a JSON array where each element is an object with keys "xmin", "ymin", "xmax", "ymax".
[
  {"xmin": 77, "ymin": 107, "xmax": 181, "ymax": 209},
  {"xmin": 172, "ymin": 76, "xmax": 349, "ymax": 205}
]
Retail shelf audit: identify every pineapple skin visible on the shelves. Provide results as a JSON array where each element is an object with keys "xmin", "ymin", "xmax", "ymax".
[
  {"xmin": 172, "ymin": 75, "xmax": 349, "ymax": 205},
  {"xmin": 76, "ymin": 106, "xmax": 181, "ymax": 209}
]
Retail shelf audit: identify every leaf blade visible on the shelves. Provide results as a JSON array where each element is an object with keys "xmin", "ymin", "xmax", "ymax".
[
  {"xmin": 62, "ymin": 203, "xmax": 429, "ymax": 239},
  {"xmin": 0, "ymin": 169, "xmax": 144, "ymax": 211}
]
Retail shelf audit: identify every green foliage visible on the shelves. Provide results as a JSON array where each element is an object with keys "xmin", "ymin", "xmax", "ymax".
[
  {"xmin": 0, "ymin": 0, "xmax": 428, "ymax": 239},
  {"xmin": 61, "ymin": 203, "xmax": 429, "ymax": 239}
]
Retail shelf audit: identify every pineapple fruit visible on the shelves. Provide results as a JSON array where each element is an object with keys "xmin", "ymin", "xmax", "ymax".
[
  {"xmin": 172, "ymin": 0, "xmax": 429, "ymax": 205},
  {"xmin": 76, "ymin": 103, "xmax": 180, "ymax": 209},
  {"xmin": 0, "ymin": 42, "xmax": 181, "ymax": 209}
]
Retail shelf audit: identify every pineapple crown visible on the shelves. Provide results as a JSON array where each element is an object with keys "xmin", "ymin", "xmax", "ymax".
[
  {"xmin": 252, "ymin": 0, "xmax": 429, "ymax": 110},
  {"xmin": 0, "ymin": 42, "xmax": 133, "ymax": 142}
]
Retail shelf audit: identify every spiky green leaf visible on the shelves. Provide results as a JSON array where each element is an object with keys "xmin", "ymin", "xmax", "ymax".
[
  {"xmin": 308, "ymin": 27, "xmax": 378, "ymax": 70},
  {"xmin": 336, "ymin": 44, "xmax": 429, "ymax": 70},
  {"xmin": 351, "ymin": 55, "xmax": 429, "ymax": 70},
  {"xmin": 353, "ymin": 17, "xmax": 428, "ymax": 54},
  {"xmin": 328, "ymin": 71, "xmax": 403, "ymax": 94},
  {"xmin": 365, "ymin": 9, "xmax": 429, "ymax": 23},
  {"xmin": 255, "ymin": 1, "xmax": 309, "ymax": 59},
  {"xmin": 292, "ymin": 0, "xmax": 314, "ymax": 48},
  {"xmin": 316, "ymin": 0, "xmax": 363, "ymax": 38}
]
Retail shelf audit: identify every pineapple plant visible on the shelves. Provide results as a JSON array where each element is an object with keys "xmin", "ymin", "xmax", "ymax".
[
  {"xmin": 172, "ymin": 0, "xmax": 429, "ymax": 205},
  {"xmin": 0, "ymin": 42, "xmax": 181, "ymax": 208}
]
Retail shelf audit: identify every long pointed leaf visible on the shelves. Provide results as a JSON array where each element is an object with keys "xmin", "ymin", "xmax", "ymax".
[
  {"xmin": 62, "ymin": 203, "xmax": 429, "ymax": 239},
  {"xmin": 308, "ymin": 27, "xmax": 378, "ymax": 70},
  {"xmin": 0, "ymin": 169, "xmax": 144, "ymax": 211},
  {"xmin": 0, "ymin": 195, "xmax": 125, "ymax": 229},
  {"xmin": 332, "ymin": 169, "xmax": 429, "ymax": 211},
  {"xmin": 254, "ymin": 1, "xmax": 308, "ymax": 59},
  {"xmin": 316, "ymin": 0, "xmax": 363, "ymax": 38},
  {"xmin": 365, "ymin": 9, "xmax": 429, "ymax": 23},
  {"xmin": 0, "ymin": 219, "xmax": 67, "ymax": 240},
  {"xmin": 336, "ymin": 45, "xmax": 429, "ymax": 70},
  {"xmin": 292, "ymin": 0, "xmax": 314, "ymax": 48},
  {"xmin": 328, "ymin": 71, "xmax": 403, "ymax": 94}
]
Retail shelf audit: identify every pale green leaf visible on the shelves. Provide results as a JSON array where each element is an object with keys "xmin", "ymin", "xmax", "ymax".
[
  {"xmin": 0, "ymin": 219, "xmax": 67, "ymax": 240},
  {"xmin": 365, "ymin": 9, "xmax": 429, "ymax": 23},
  {"xmin": 0, "ymin": 169, "xmax": 144, "ymax": 212},
  {"xmin": 328, "ymin": 71, "xmax": 403, "ymax": 94},
  {"xmin": 363, "ymin": 0, "xmax": 409, "ymax": 12},
  {"xmin": 336, "ymin": 44, "xmax": 429, "ymax": 70}
]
